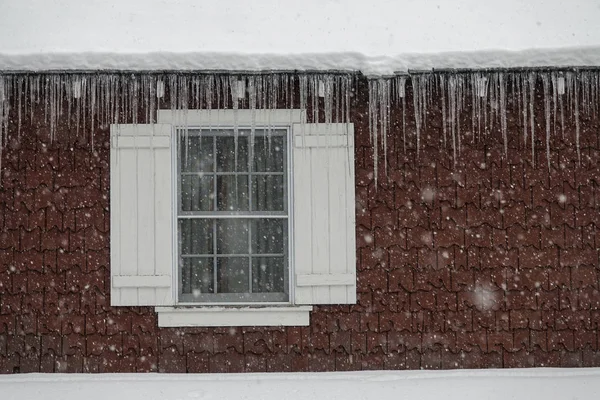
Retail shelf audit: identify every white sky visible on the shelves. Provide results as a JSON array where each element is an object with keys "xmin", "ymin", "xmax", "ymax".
[{"xmin": 1, "ymin": 0, "xmax": 599, "ymax": 56}]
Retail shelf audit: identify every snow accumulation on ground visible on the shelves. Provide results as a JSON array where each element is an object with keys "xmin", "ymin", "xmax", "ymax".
[
  {"xmin": 2, "ymin": 369, "xmax": 600, "ymax": 400},
  {"xmin": 1, "ymin": 0, "xmax": 600, "ymax": 75}
]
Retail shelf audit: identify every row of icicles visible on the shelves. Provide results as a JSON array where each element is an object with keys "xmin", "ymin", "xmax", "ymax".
[{"xmin": 0, "ymin": 71, "xmax": 599, "ymax": 179}]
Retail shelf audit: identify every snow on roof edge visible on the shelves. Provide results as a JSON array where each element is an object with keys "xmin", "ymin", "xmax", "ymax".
[{"xmin": 2, "ymin": 46, "xmax": 600, "ymax": 76}]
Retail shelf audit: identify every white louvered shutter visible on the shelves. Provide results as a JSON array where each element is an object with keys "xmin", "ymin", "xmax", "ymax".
[
  {"xmin": 293, "ymin": 123, "xmax": 357, "ymax": 304},
  {"xmin": 110, "ymin": 124, "xmax": 175, "ymax": 306}
]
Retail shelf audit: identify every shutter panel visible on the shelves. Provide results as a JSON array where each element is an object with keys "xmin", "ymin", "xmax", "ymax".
[
  {"xmin": 293, "ymin": 123, "xmax": 356, "ymax": 305},
  {"xmin": 110, "ymin": 124, "xmax": 175, "ymax": 306}
]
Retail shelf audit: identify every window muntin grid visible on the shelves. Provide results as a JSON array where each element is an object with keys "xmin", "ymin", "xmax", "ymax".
[{"xmin": 176, "ymin": 128, "xmax": 290, "ymax": 303}]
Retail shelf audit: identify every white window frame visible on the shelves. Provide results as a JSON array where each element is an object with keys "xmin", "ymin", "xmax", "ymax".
[
  {"xmin": 110, "ymin": 108, "xmax": 356, "ymax": 328},
  {"xmin": 171, "ymin": 119, "xmax": 293, "ymax": 305},
  {"xmin": 157, "ymin": 109, "xmax": 310, "ymax": 327}
]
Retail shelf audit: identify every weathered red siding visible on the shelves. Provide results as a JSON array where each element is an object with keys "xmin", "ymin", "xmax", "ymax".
[{"xmin": 1, "ymin": 76, "xmax": 599, "ymax": 373}]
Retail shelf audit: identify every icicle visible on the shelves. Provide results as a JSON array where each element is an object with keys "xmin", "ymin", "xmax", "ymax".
[
  {"xmin": 551, "ymin": 72, "xmax": 558, "ymax": 137},
  {"xmin": 346, "ymin": 74, "xmax": 352, "ymax": 124},
  {"xmin": 90, "ymin": 75, "xmax": 97, "ymax": 148},
  {"xmin": 498, "ymin": 73, "xmax": 508, "ymax": 158},
  {"xmin": 457, "ymin": 74, "xmax": 464, "ymax": 154},
  {"xmin": 542, "ymin": 74, "xmax": 552, "ymax": 171},
  {"xmin": 368, "ymin": 79, "xmax": 378, "ymax": 183},
  {"xmin": 83, "ymin": 75, "xmax": 89, "ymax": 139},
  {"xmin": 334, "ymin": 75, "xmax": 341, "ymax": 123},
  {"xmin": 229, "ymin": 75, "xmax": 240, "ymax": 188},
  {"xmin": 323, "ymin": 75, "xmax": 334, "ymax": 124},
  {"xmin": 412, "ymin": 76, "xmax": 422, "ymax": 154},
  {"xmin": 0, "ymin": 76, "xmax": 6, "ymax": 140},
  {"xmin": 592, "ymin": 71, "xmax": 600, "ymax": 119},
  {"xmin": 0, "ymin": 75, "xmax": 7, "ymax": 176},
  {"xmin": 582, "ymin": 72, "xmax": 591, "ymax": 116},
  {"xmin": 419, "ymin": 75, "xmax": 431, "ymax": 140},
  {"xmin": 475, "ymin": 73, "xmax": 489, "ymax": 138},
  {"xmin": 16, "ymin": 76, "xmax": 23, "ymax": 137},
  {"xmin": 50, "ymin": 75, "xmax": 59, "ymax": 142},
  {"xmin": 439, "ymin": 75, "xmax": 447, "ymax": 149},
  {"xmin": 528, "ymin": 72, "xmax": 536, "ymax": 166},
  {"xmin": 247, "ymin": 75, "xmax": 257, "ymax": 143},
  {"xmin": 394, "ymin": 76, "xmax": 407, "ymax": 153},
  {"xmin": 521, "ymin": 73, "xmax": 528, "ymax": 148},
  {"xmin": 29, "ymin": 75, "xmax": 36, "ymax": 124},
  {"xmin": 471, "ymin": 73, "xmax": 480, "ymax": 141},
  {"xmin": 489, "ymin": 73, "xmax": 497, "ymax": 133},
  {"xmin": 205, "ymin": 74, "xmax": 214, "ymax": 130},
  {"xmin": 571, "ymin": 72, "xmax": 581, "ymax": 164},
  {"xmin": 564, "ymin": 72, "xmax": 579, "ymax": 163},
  {"xmin": 557, "ymin": 74, "xmax": 566, "ymax": 139},
  {"xmin": 311, "ymin": 75, "xmax": 319, "ymax": 123},
  {"xmin": 380, "ymin": 78, "xmax": 390, "ymax": 176},
  {"xmin": 448, "ymin": 74, "xmax": 458, "ymax": 165},
  {"xmin": 66, "ymin": 75, "xmax": 73, "ymax": 130}
]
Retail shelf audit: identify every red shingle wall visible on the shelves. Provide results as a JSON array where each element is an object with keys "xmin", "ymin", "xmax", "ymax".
[{"xmin": 1, "ymin": 76, "xmax": 600, "ymax": 373}]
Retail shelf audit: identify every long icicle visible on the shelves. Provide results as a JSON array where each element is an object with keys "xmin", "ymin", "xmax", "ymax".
[{"xmin": 542, "ymin": 73, "xmax": 552, "ymax": 171}]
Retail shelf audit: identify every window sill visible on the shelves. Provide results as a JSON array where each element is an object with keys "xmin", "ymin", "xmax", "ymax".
[{"xmin": 155, "ymin": 306, "xmax": 312, "ymax": 327}]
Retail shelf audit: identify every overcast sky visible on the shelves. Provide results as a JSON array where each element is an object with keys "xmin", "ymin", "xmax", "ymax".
[{"xmin": 1, "ymin": 0, "xmax": 599, "ymax": 56}]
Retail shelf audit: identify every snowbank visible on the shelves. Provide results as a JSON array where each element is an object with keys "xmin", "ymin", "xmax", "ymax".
[{"xmin": 2, "ymin": 369, "xmax": 600, "ymax": 400}]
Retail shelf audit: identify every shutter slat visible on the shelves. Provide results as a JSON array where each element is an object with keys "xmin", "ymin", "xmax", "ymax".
[
  {"xmin": 293, "ymin": 123, "xmax": 356, "ymax": 305},
  {"xmin": 328, "ymin": 146, "xmax": 349, "ymax": 302},
  {"xmin": 136, "ymin": 147, "xmax": 155, "ymax": 304},
  {"xmin": 113, "ymin": 275, "xmax": 171, "ymax": 288},
  {"xmin": 119, "ymin": 146, "xmax": 140, "ymax": 305},
  {"xmin": 117, "ymin": 135, "xmax": 170, "ymax": 148},
  {"xmin": 296, "ymin": 274, "xmax": 355, "ymax": 286},
  {"xmin": 345, "ymin": 149, "xmax": 358, "ymax": 304},
  {"xmin": 110, "ymin": 124, "xmax": 175, "ymax": 307},
  {"xmin": 293, "ymin": 135, "xmax": 350, "ymax": 148},
  {"xmin": 292, "ymin": 142, "xmax": 313, "ymax": 304},
  {"xmin": 310, "ymin": 146, "xmax": 331, "ymax": 303}
]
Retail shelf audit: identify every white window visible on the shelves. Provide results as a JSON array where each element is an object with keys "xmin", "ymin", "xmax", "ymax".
[
  {"xmin": 177, "ymin": 126, "xmax": 290, "ymax": 304},
  {"xmin": 110, "ymin": 110, "xmax": 356, "ymax": 327}
]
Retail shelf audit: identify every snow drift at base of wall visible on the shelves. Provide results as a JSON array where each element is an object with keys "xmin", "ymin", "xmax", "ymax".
[{"xmin": 2, "ymin": 368, "xmax": 600, "ymax": 400}]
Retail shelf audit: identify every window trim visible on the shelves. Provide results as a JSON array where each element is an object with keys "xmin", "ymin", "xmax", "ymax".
[
  {"xmin": 156, "ymin": 305, "xmax": 312, "ymax": 328},
  {"xmin": 154, "ymin": 109, "xmax": 310, "ymax": 326}
]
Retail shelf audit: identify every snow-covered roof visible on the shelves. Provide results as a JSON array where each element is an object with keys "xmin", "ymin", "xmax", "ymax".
[{"xmin": 1, "ymin": 0, "xmax": 600, "ymax": 75}]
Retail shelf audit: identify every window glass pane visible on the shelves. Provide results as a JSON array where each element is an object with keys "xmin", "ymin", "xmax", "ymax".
[
  {"xmin": 180, "ymin": 219, "xmax": 213, "ymax": 254},
  {"xmin": 177, "ymin": 127, "xmax": 289, "ymax": 303},
  {"xmin": 180, "ymin": 135, "xmax": 213, "ymax": 172},
  {"xmin": 252, "ymin": 257, "xmax": 285, "ymax": 293},
  {"xmin": 217, "ymin": 219, "xmax": 249, "ymax": 254},
  {"xmin": 253, "ymin": 136, "xmax": 284, "ymax": 172},
  {"xmin": 216, "ymin": 135, "xmax": 249, "ymax": 172},
  {"xmin": 217, "ymin": 257, "xmax": 249, "ymax": 293},
  {"xmin": 251, "ymin": 219, "xmax": 286, "ymax": 254},
  {"xmin": 181, "ymin": 175, "xmax": 214, "ymax": 212},
  {"xmin": 251, "ymin": 175, "xmax": 284, "ymax": 211},
  {"xmin": 181, "ymin": 257, "xmax": 214, "ymax": 295},
  {"xmin": 217, "ymin": 175, "xmax": 249, "ymax": 211}
]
